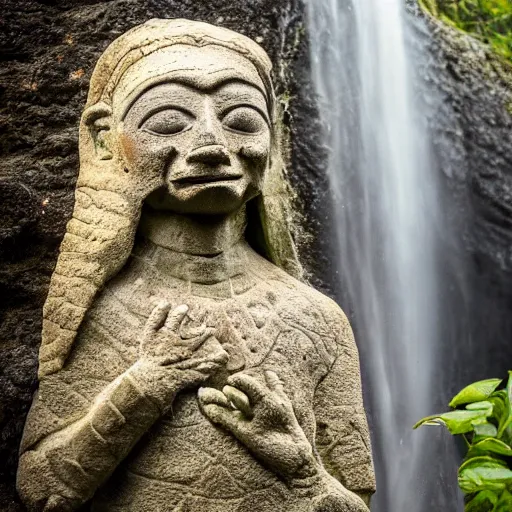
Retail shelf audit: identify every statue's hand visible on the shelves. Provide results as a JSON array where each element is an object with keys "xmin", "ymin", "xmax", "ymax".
[
  {"xmin": 198, "ymin": 371, "xmax": 314, "ymax": 482},
  {"xmin": 198, "ymin": 371, "xmax": 369, "ymax": 511},
  {"xmin": 131, "ymin": 301, "xmax": 228, "ymax": 411}
]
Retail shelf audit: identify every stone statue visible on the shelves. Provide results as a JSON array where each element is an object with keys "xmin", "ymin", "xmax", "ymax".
[{"xmin": 17, "ymin": 19, "xmax": 375, "ymax": 512}]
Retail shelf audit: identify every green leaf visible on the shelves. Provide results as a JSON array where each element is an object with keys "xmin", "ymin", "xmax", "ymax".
[
  {"xmin": 497, "ymin": 372, "xmax": 512, "ymax": 438},
  {"xmin": 473, "ymin": 422, "xmax": 499, "ymax": 439},
  {"xmin": 472, "ymin": 438, "xmax": 512, "ymax": 456},
  {"xmin": 459, "ymin": 457, "xmax": 512, "ymax": 494},
  {"xmin": 489, "ymin": 392, "xmax": 507, "ymax": 420},
  {"xmin": 466, "ymin": 490, "xmax": 498, "ymax": 512},
  {"xmin": 450, "ymin": 379, "xmax": 503, "ymax": 408},
  {"xmin": 493, "ymin": 489, "xmax": 512, "ymax": 512},
  {"xmin": 507, "ymin": 372, "xmax": 512, "ymax": 405},
  {"xmin": 420, "ymin": 1, "xmax": 512, "ymax": 63},
  {"xmin": 414, "ymin": 406, "xmax": 493, "ymax": 435},
  {"xmin": 460, "ymin": 456, "xmax": 508, "ymax": 473},
  {"xmin": 467, "ymin": 401, "xmax": 495, "ymax": 411}
]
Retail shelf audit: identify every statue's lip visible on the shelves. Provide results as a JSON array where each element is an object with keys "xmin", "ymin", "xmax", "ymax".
[{"xmin": 171, "ymin": 173, "xmax": 243, "ymax": 186}]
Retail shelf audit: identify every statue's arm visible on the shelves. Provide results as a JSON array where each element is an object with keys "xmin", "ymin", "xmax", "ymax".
[
  {"xmin": 286, "ymin": 461, "xmax": 370, "ymax": 512},
  {"xmin": 17, "ymin": 302, "xmax": 228, "ymax": 512},
  {"xmin": 17, "ymin": 362, "xmax": 168, "ymax": 512},
  {"xmin": 313, "ymin": 309, "xmax": 376, "ymax": 506}
]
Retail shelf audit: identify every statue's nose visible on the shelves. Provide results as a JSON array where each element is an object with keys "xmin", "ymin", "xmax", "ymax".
[{"xmin": 186, "ymin": 145, "xmax": 231, "ymax": 166}]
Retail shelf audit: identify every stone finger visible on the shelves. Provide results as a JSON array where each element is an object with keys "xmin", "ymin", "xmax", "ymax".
[
  {"xmin": 179, "ymin": 323, "xmax": 207, "ymax": 340},
  {"xmin": 195, "ymin": 361, "xmax": 223, "ymax": 373},
  {"xmin": 264, "ymin": 370, "xmax": 287, "ymax": 398},
  {"xmin": 158, "ymin": 351, "xmax": 187, "ymax": 366},
  {"xmin": 200, "ymin": 404, "xmax": 244, "ymax": 436},
  {"xmin": 144, "ymin": 300, "xmax": 172, "ymax": 337},
  {"xmin": 227, "ymin": 373, "xmax": 268, "ymax": 405},
  {"xmin": 164, "ymin": 304, "xmax": 189, "ymax": 332},
  {"xmin": 222, "ymin": 385, "xmax": 254, "ymax": 419},
  {"xmin": 173, "ymin": 352, "xmax": 223, "ymax": 371},
  {"xmin": 184, "ymin": 302, "xmax": 207, "ymax": 324},
  {"xmin": 198, "ymin": 387, "xmax": 231, "ymax": 408},
  {"xmin": 175, "ymin": 328, "xmax": 216, "ymax": 350}
]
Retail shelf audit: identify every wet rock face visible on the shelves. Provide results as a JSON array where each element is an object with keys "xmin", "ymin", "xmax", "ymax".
[
  {"xmin": 0, "ymin": 1, "xmax": 338, "ymax": 509},
  {"xmin": 416, "ymin": 14, "xmax": 512, "ymax": 396},
  {"xmin": 406, "ymin": 10, "xmax": 512, "ymax": 510}
]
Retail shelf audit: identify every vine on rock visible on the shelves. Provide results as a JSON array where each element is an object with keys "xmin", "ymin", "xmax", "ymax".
[{"xmin": 420, "ymin": 0, "xmax": 512, "ymax": 61}]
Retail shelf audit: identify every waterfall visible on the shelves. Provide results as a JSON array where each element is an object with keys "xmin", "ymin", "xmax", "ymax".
[{"xmin": 305, "ymin": 1, "xmax": 451, "ymax": 510}]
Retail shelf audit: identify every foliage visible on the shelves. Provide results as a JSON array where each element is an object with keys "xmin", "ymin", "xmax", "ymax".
[
  {"xmin": 414, "ymin": 372, "xmax": 512, "ymax": 511},
  {"xmin": 420, "ymin": 0, "xmax": 512, "ymax": 61}
]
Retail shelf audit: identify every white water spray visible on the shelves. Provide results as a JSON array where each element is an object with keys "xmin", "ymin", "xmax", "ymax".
[{"xmin": 306, "ymin": 1, "xmax": 441, "ymax": 510}]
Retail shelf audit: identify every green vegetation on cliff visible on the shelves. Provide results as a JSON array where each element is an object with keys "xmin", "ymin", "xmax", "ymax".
[{"xmin": 421, "ymin": 0, "xmax": 512, "ymax": 61}]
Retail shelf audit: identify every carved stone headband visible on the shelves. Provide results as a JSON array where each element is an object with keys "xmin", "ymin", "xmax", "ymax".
[{"xmin": 86, "ymin": 18, "xmax": 273, "ymax": 113}]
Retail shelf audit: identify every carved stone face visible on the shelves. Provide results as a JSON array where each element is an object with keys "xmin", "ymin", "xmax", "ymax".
[{"xmin": 113, "ymin": 44, "xmax": 272, "ymax": 216}]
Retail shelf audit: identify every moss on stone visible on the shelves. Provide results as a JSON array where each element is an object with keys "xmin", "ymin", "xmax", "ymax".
[{"xmin": 419, "ymin": 0, "xmax": 512, "ymax": 62}]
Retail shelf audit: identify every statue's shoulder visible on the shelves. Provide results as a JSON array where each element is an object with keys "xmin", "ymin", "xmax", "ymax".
[
  {"xmin": 291, "ymin": 278, "xmax": 348, "ymax": 332},
  {"xmin": 252, "ymin": 253, "xmax": 349, "ymax": 342}
]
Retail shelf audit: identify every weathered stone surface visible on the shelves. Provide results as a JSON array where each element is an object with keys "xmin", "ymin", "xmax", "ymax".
[{"xmin": 10, "ymin": 16, "xmax": 374, "ymax": 512}]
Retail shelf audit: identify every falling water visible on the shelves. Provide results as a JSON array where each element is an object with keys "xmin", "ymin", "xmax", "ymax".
[{"xmin": 306, "ymin": 1, "xmax": 446, "ymax": 510}]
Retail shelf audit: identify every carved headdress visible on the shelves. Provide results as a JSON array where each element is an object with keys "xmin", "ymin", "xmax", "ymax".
[{"xmin": 39, "ymin": 19, "xmax": 301, "ymax": 378}]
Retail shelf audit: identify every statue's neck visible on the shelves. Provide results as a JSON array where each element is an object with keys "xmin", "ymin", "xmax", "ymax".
[
  {"xmin": 138, "ymin": 207, "xmax": 252, "ymax": 285},
  {"xmin": 139, "ymin": 207, "xmax": 247, "ymax": 256},
  {"xmin": 140, "ymin": 208, "xmax": 246, "ymax": 257}
]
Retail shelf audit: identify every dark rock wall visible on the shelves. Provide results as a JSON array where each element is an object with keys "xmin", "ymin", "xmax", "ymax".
[
  {"xmin": 423, "ymin": 16, "xmax": 512, "ymax": 396},
  {"xmin": 402, "ymin": 8, "xmax": 512, "ymax": 510}
]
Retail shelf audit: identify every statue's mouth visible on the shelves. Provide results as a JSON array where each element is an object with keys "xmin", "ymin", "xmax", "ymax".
[{"xmin": 171, "ymin": 174, "xmax": 243, "ymax": 186}]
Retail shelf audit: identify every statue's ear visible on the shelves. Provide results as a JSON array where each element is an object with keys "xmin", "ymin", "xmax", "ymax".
[{"xmin": 82, "ymin": 102, "xmax": 114, "ymax": 161}]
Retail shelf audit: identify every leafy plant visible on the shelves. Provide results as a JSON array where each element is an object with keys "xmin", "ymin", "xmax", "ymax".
[
  {"xmin": 414, "ymin": 372, "xmax": 512, "ymax": 511},
  {"xmin": 419, "ymin": 0, "xmax": 512, "ymax": 62}
]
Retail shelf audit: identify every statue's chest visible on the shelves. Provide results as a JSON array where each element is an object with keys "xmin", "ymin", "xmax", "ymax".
[
  {"xmin": 202, "ymin": 294, "xmax": 292, "ymax": 374},
  {"xmin": 109, "ymin": 268, "xmax": 319, "ymax": 375},
  {"xmin": 97, "ymin": 264, "xmax": 335, "ymax": 394},
  {"xmin": 108, "ymin": 268, "xmax": 330, "ymax": 409}
]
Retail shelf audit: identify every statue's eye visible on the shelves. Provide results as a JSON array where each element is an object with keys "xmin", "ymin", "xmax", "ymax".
[
  {"xmin": 141, "ymin": 109, "xmax": 193, "ymax": 135},
  {"xmin": 222, "ymin": 107, "xmax": 266, "ymax": 134}
]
